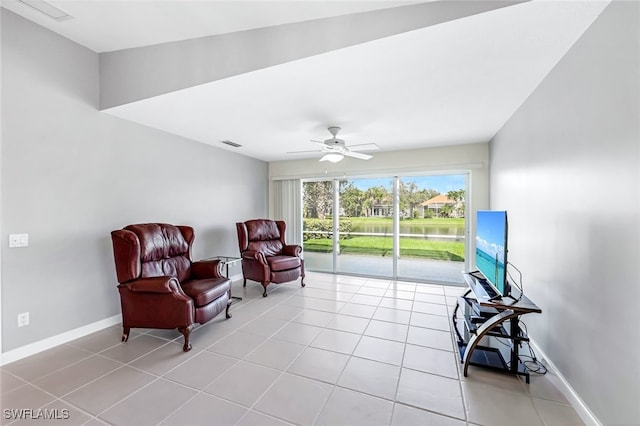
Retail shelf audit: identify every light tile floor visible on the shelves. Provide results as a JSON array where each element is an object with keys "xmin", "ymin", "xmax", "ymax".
[{"xmin": 0, "ymin": 272, "xmax": 584, "ymax": 425}]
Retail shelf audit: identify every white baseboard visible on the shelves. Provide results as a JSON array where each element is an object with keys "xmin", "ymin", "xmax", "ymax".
[
  {"xmin": 0, "ymin": 307, "xmax": 600, "ymax": 426},
  {"xmin": 529, "ymin": 339, "xmax": 602, "ymax": 426},
  {"xmin": 0, "ymin": 314, "xmax": 122, "ymax": 366}
]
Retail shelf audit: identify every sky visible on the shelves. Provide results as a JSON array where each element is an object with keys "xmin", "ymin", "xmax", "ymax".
[
  {"xmin": 476, "ymin": 210, "xmax": 507, "ymax": 259},
  {"xmin": 350, "ymin": 174, "xmax": 465, "ymax": 194}
]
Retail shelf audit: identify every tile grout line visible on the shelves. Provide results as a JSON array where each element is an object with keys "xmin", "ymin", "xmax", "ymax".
[
  {"xmin": 1, "ymin": 275, "xmax": 571, "ymax": 426},
  {"xmin": 308, "ymin": 278, "xmax": 376, "ymax": 426}
]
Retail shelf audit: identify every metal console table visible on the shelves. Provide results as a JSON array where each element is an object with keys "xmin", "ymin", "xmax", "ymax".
[
  {"xmin": 453, "ymin": 272, "xmax": 541, "ymax": 383},
  {"xmin": 204, "ymin": 256, "xmax": 242, "ymax": 302}
]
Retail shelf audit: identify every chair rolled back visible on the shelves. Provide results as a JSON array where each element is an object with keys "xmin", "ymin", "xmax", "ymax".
[
  {"xmin": 111, "ymin": 223, "xmax": 194, "ymax": 283},
  {"xmin": 237, "ymin": 219, "xmax": 286, "ymax": 256}
]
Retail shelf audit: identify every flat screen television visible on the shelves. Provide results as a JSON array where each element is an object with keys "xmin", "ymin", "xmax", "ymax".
[{"xmin": 475, "ymin": 210, "xmax": 510, "ymax": 297}]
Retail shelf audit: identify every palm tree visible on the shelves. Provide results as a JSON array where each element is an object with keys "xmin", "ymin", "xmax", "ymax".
[
  {"xmin": 440, "ymin": 203, "xmax": 454, "ymax": 218},
  {"xmin": 364, "ymin": 186, "xmax": 389, "ymax": 216},
  {"xmin": 303, "ymin": 181, "xmax": 333, "ymax": 219},
  {"xmin": 446, "ymin": 189, "xmax": 465, "ymax": 218},
  {"xmin": 400, "ymin": 181, "xmax": 421, "ymax": 218}
]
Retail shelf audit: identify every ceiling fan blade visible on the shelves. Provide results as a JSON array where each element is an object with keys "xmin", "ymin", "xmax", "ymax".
[
  {"xmin": 346, "ymin": 143, "xmax": 380, "ymax": 152},
  {"xmin": 343, "ymin": 151, "xmax": 373, "ymax": 160},
  {"xmin": 287, "ymin": 149, "xmax": 323, "ymax": 154},
  {"xmin": 305, "ymin": 128, "xmax": 375, "ymax": 160}
]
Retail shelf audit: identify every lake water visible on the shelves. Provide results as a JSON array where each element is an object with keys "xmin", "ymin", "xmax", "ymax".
[{"xmin": 350, "ymin": 223, "xmax": 465, "ymax": 237}]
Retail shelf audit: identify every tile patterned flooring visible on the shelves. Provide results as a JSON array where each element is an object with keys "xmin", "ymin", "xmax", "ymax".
[{"xmin": 0, "ymin": 272, "xmax": 584, "ymax": 425}]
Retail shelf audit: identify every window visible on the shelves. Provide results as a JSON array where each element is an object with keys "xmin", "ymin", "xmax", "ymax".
[{"xmin": 302, "ymin": 174, "xmax": 467, "ymax": 284}]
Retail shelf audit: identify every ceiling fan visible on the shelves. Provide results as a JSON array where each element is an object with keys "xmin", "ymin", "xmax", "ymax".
[{"xmin": 288, "ymin": 127, "xmax": 379, "ymax": 162}]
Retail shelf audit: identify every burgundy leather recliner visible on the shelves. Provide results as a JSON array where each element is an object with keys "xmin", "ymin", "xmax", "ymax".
[
  {"xmin": 111, "ymin": 223, "xmax": 231, "ymax": 351},
  {"xmin": 236, "ymin": 219, "xmax": 305, "ymax": 297}
]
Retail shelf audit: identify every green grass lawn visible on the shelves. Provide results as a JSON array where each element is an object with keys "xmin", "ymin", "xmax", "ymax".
[
  {"xmin": 303, "ymin": 236, "xmax": 464, "ymax": 262},
  {"xmin": 303, "ymin": 217, "xmax": 465, "ymax": 261}
]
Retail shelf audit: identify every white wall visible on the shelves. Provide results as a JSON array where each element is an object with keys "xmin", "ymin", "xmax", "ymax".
[
  {"xmin": 1, "ymin": 10, "xmax": 268, "ymax": 354},
  {"xmin": 0, "ymin": 6, "xmax": 3, "ymax": 357},
  {"xmin": 489, "ymin": 2, "xmax": 639, "ymax": 424}
]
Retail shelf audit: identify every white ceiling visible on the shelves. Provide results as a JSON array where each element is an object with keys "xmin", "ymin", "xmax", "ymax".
[
  {"xmin": 3, "ymin": 0, "xmax": 611, "ymax": 163},
  {"xmin": 2, "ymin": 0, "xmax": 422, "ymax": 52}
]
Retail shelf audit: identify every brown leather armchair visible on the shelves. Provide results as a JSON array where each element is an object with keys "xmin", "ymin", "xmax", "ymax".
[
  {"xmin": 236, "ymin": 219, "xmax": 305, "ymax": 297},
  {"xmin": 111, "ymin": 223, "xmax": 231, "ymax": 351}
]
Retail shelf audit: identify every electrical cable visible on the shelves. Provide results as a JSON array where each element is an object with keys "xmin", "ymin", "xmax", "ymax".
[
  {"xmin": 517, "ymin": 320, "xmax": 548, "ymax": 375},
  {"xmin": 520, "ymin": 355, "xmax": 547, "ymax": 375},
  {"xmin": 501, "ymin": 266, "xmax": 547, "ymax": 375},
  {"xmin": 505, "ymin": 262, "xmax": 524, "ymax": 303}
]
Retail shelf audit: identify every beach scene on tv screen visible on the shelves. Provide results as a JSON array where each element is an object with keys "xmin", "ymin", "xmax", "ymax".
[{"xmin": 476, "ymin": 211, "xmax": 507, "ymax": 293}]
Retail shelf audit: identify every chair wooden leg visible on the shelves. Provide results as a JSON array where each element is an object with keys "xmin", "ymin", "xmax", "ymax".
[
  {"xmin": 262, "ymin": 282, "xmax": 268, "ymax": 297},
  {"xmin": 122, "ymin": 326, "xmax": 130, "ymax": 342},
  {"xmin": 226, "ymin": 301, "xmax": 232, "ymax": 319},
  {"xmin": 301, "ymin": 276, "xmax": 306, "ymax": 287},
  {"xmin": 178, "ymin": 326, "xmax": 192, "ymax": 352},
  {"xmin": 243, "ymin": 278, "xmax": 247, "ymax": 288}
]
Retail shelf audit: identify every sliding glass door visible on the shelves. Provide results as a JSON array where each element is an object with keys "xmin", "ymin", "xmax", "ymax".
[
  {"xmin": 397, "ymin": 175, "xmax": 466, "ymax": 283},
  {"xmin": 302, "ymin": 174, "xmax": 467, "ymax": 284},
  {"xmin": 301, "ymin": 180, "xmax": 334, "ymax": 272},
  {"xmin": 336, "ymin": 178, "xmax": 394, "ymax": 277}
]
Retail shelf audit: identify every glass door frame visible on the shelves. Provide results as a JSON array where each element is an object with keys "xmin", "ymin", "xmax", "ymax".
[
  {"xmin": 332, "ymin": 179, "xmax": 339, "ymax": 273},
  {"xmin": 302, "ymin": 171, "xmax": 471, "ymax": 282},
  {"xmin": 392, "ymin": 176, "xmax": 400, "ymax": 277}
]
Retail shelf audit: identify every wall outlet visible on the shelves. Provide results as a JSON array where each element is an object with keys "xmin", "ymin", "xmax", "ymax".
[
  {"xmin": 9, "ymin": 234, "xmax": 29, "ymax": 248},
  {"xmin": 17, "ymin": 312, "xmax": 29, "ymax": 327}
]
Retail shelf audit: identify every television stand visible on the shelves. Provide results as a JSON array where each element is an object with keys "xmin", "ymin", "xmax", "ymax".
[
  {"xmin": 453, "ymin": 272, "xmax": 541, "ymax": 383},
  {"xmin": 488, "ymin": 293, "xmax": 519, "ymax": 303}
]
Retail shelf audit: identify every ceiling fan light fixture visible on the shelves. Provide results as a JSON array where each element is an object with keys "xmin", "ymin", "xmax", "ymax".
[{"xmin": 320, "ymin": 153, "xmax": 344, "ymax": 163}]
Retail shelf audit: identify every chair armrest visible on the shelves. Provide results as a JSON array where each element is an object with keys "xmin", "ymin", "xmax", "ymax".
[
  {"xmin": 242, "ymin": 250, "xmax": 267, "ymax": 264},
  {"xmin": 191, "ymin": 259, "xmax": 223, "ymax": 279},
  {"xmin": 282, "ymin": 244, "xmax": 302, "ymax": 257},
  {"xmin": 126, "ymin": 276, "xmax": 182, "ymax": 294}
]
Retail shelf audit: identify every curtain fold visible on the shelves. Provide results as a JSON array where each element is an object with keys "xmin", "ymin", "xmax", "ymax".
[{"xmin": 272, "ymin": 179, "xmax": 302, "ymax": 246}]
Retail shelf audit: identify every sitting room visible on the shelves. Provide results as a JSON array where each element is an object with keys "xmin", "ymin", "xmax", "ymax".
[{"xmin": 1, "ymin": 1, "xmax": 638, "ymax": 425}]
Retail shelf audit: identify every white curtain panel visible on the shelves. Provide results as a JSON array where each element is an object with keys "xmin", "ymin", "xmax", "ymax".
[{"xmin": 272, "ymin": 179, "xmax": 302, "ymax": 246}]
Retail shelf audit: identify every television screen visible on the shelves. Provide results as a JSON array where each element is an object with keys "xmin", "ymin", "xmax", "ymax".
[{"xmin": 475, "ymin": 210, "xmax": 509, "ymax": 296}]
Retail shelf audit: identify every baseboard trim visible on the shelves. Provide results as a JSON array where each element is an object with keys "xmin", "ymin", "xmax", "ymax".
[
  {"xmin": 0, "ymin": 314, "xmax": 122, "ymax": 366},
  {"xmin": 0, "ymin": 308, "xmax": 600, "ymax": 426},
  {"xmin": 529, "ymin": 339, "xmax": 602, "ymax": 426}
]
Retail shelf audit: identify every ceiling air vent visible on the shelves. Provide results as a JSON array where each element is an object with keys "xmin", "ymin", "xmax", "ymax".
[
  {"xmin": 17, "ymin": 0, "xmax": 73, "ymax": 21},
  {"xmin": 221, "ymin": 140, "xmax": 242, "ymax": 148}
]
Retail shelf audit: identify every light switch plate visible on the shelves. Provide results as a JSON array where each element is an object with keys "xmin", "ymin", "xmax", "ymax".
[
  {"xmin": 18, "ymin": 312, "xmax": 29, "ymax": 327},
  {"xmin": 9, "ymin": 234, "xmax": 29, "ymax": 248}
]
